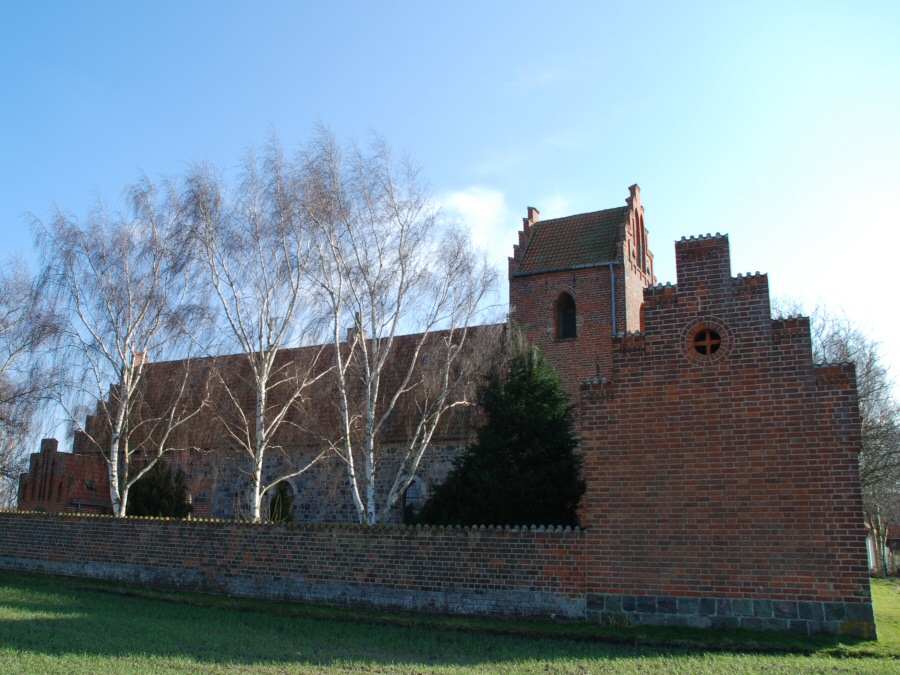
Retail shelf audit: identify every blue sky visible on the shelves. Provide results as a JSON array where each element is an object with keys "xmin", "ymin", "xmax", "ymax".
[{"xmin": 3, "ymin": 1, "xmax": 899, "ymax": 383}]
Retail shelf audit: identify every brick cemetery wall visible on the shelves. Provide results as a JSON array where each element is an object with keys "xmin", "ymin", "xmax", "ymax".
[{"xmin": 0, "ymin": 512, "xmax": 585, "ymax": 619}]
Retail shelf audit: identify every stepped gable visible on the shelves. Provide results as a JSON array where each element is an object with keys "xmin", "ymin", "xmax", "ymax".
[
  {"xmin": 512, "ymin": 206, "xmax": 628, "ymax": 276},
  {"xmin": 578, "ymin": 231, "xmax": 873, "ymax": 635},
  {"xmin": 17, "ymin": 439, "xmax": 111, "ymax": 514},
  {"xmin": 508, "ymin": 186, "xmax": 651, "ymax": 391},
  {"xmin": 9, "ymin": 183, "xmax": 876, "ymax": 637}
]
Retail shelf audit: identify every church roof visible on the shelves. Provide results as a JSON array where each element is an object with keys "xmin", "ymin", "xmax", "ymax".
[{"xmin": 514, "ymin": 205, "xmax": 627, "ymax": 275}]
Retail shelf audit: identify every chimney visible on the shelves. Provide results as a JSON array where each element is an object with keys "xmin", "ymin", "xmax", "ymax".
[
  {"xmin": 133, "ymin": 351, "xmax": 149, "ymax": 368},
  {"xmin": 40, "ymin": 438, "xmax": 58, "ymax": 454}
]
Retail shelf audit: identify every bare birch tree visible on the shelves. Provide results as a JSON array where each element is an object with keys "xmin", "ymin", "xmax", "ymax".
[
  {"xmin": 183, "ymin": 144, "xmax": 328, "ymax": 522},
  {"xmin": 0, "ymin": 259, "xmax": 58, "ymax": 506},
  {"xmin": 301, "ymin": 131, "xmax": 497, "ymax": 525},
  {"xmin": 34, "ymin": 178, "xmax": 208, "ymax": 516},
  {"xmin": 864, "ymin": 481, "xmax": 900, "ymax": 576}
]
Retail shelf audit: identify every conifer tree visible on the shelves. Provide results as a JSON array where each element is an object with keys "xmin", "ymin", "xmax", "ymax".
[
  {"xmin": 417, "ymin": 344, "xmax": 584, "ymax": 527},
  {"xmin": 126, "ymin": 460, "xmax": 193, "ymax": 518}
]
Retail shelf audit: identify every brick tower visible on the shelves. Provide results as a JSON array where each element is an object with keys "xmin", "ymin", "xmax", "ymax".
[{"xmin": 508, "ymin": 185, "xmax": 655, "ymax": 393}]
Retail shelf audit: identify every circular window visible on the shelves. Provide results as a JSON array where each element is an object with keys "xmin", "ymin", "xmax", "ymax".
[
  {"xmin": 693, "ymin": 329, "xmax": 722, "ymax": 355},
  {"xmin": 681, "ymin": 319, "xmax": 731, "ymax": 365}
]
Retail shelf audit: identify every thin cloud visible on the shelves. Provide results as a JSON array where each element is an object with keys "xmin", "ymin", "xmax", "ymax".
[
  {"xmin": 532, "ymin": 193, "xmax": 572, "ymax": 221},
  {"xmin": 442, "ymin": 186, "xmax": 516, "ymax": 274}
]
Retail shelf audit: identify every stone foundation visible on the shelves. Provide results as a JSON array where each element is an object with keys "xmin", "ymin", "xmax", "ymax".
[{"xmin": 586, "ymin": 593, "xmax": 876, "ymax": 637}]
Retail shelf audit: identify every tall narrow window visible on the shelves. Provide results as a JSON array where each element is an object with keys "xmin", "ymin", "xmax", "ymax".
[
  {"xmin": 267, "ymin": 481, "xmax": 295, "ymax": 523},
  {"xmin": 402, "ymin": 480, "xmax": 425, "ymax": 524},
  {"xmin": 558, "ymin": 293, "xmax": 577, "ymax": 339}
]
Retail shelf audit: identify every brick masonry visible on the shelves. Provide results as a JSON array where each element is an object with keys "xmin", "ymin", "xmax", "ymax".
[
  {"xmin": 508, "ymin": 187, "xmax": 654, "ymax": 396},
  {"xmin": 9, "ymin": 187, "xmax": 876, "ymax": 638},
  {"xmin": 577, "ymin": 234, "xmax": 874, "ymax": 638},
  {"xmin": 17, "ymin": 439, "xmax": 111, "ymax": 514},
  {"xmin": 0, "ymin": 512, "xmax": 585, "ymax": 618},
  {"xmin": 18, "ymin": 333, "xmax": 483, "ymax": 523},
  {"xmin": 17, "ymin": 441, "xmax": 465, "ymax": 522}
]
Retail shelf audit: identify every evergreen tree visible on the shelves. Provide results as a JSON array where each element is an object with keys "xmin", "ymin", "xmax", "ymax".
[
  {"xmin": 126, "ymin": 460, "xmax": 193, "ymax": 518},
  {"xmin": 418, "ymin": 345, "xmax": 584, "ymax": 527}
]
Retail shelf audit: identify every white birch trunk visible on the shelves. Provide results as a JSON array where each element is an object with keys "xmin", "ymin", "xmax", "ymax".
[
  {"xmin": 252, "ymin": 381, "xmax": 266, "ymax": 522},
  {"xmin": 305, "ymin": 131, "xmax": 496, "ymax": 525},
  {"xmin": 184, "ymin": 144, "xmax": 329, "ymax": 522}
]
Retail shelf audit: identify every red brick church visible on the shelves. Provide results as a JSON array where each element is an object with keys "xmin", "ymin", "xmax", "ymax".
[
  {"xmin": 19, "ymin": 185, "xmax": 659, "ymax": 518},
  {"xmin": 14, "ymin": 185, "xmax": 874, "ymax": 635}
]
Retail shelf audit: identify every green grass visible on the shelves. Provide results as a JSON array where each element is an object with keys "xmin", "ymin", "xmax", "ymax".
[
  {"xmin": 873, "ymin": 578, "xmax": 900, "ymax": 650},
  {"xmin": 0, "ymin": 571, "xmax": 898, "ymax": 673}
]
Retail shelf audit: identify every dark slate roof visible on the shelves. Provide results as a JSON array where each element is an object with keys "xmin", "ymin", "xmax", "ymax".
[{"xmin": 515, "ymin": 206, "xmax": 627, "ymax": 275}]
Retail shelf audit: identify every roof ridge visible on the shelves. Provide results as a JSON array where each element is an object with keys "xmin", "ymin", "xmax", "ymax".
[{"xmin": 533, "ymin": 204, "xmax": 628, "ymax": 227}]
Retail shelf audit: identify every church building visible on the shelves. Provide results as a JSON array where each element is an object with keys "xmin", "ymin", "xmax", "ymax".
[{"xmin": 13, "ymin": 184, "xmax": 875, "ymax": 636}]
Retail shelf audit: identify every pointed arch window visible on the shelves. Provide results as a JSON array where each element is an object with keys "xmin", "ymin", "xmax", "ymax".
[
  {"xmin": 557, "ymin": 293, "xmax": 577, "ymax": 339},
  {"xmin": 267, "ymin": 481, "xmax": 295, "ymax": 523},
  {"xmin": 401, "ymin": 480, "xmax": 425, "ymax": 524}
]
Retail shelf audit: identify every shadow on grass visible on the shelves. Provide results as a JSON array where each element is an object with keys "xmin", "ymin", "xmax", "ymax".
[{"xmin": 0, "ymin": 571, "xmax": 884, "ymax": 671}]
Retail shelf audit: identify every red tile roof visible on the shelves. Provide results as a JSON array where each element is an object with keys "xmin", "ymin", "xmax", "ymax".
[{"xmin": 515, "ymin": 206, "xmax": 627, "ymax": 275}]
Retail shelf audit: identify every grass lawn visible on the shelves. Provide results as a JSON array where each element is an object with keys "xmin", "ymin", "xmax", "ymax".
[
  {"xmin": 0, "ymin": 572, "xmax": 899, "ymax": 673},
  {"xmin": 873, "ymin": 577, "xmax": 900, "ymax": 650}
]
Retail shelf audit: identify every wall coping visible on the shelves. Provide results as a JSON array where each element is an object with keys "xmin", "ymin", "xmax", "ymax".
[{"xmin": 0, "ymin": 510, "xmax": 584, "ymax": 534}]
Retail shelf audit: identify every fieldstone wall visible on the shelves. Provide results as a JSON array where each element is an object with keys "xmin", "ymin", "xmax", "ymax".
[{"xmin": 586, "ymin": 593, "xmax": 875, "ymax": 636}]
